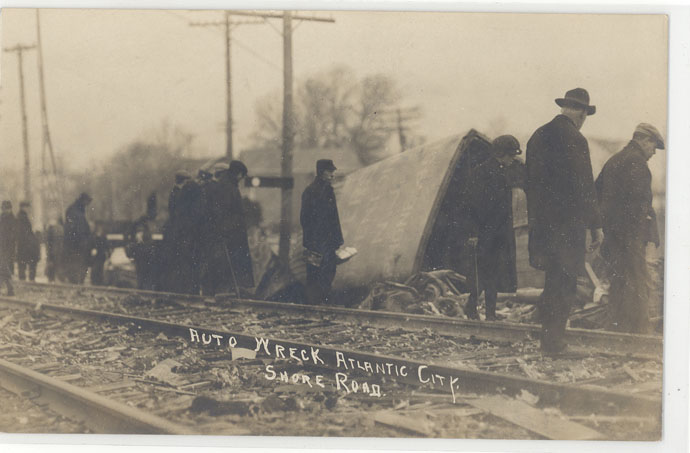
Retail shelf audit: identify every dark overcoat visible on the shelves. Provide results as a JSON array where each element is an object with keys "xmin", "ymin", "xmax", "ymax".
[
  {"xmin": 0, "ymin": 212, "xmax": 16, "ymax": 272},
  {"xmin": 64, "ymin": 200, "xmax": 91, "ymax": 251},
  {"xmin": 525, "ymin": 114, "xmax": 601, "ymax": 275},
  {"xmin": 300, "ymin": 177, "xmax": 344, "ymax": 255},
  {"xmin": 455, "ymin": 157, "xmax": 520, "ymax": 292},
  {"xmin": 16, "ymin": 210, "xmax": 39, "ymax": 263},
  {"xmin": 595, "ymin": 140, "xmax": 657, "ymax": 244},
  {"xmin": 205, "ymin": 175, "xmax": 254, "ymax": 287}
]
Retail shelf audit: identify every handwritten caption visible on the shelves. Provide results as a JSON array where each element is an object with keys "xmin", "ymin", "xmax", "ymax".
[{"xmin": 188, "ymin": 328, "xmax": 461, "ymax": 402}]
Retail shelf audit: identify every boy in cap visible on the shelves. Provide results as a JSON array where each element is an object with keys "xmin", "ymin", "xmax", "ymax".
[
  {"xmin": 457, "ymin": 135, "xmax": 523, "ymax": 320},
  {"xmin": 0, "ymin": 201, "xmax": 16, "ymax": 295},
  {"xmin": 595, "ymin": 123, "xmax": 665, "ymax": 334},
  {"xmin": 300, "ymin": 159, "xmax": 344, "ymax": 305}
]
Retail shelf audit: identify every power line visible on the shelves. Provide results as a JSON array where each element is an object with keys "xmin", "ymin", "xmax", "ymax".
[{"xmin": 189, "ymin": 12, "xmax": 267, "ymax": 159}]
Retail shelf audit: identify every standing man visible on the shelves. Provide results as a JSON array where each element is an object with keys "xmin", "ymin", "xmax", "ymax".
[
  {"xmin": 45, "ymin": 217, "xmax": 64, "ymax": 282},
  {"xmin": 526, "ymin": 88, "xmax": 602, "ymax": 354},
  {"xmin": 88, "ymin": 221, "xmax": 110, "ymax": 286},
  {"xmin": 204, "ymin": 161, "xmax": 254, "ymax": 296},
  {"xmin": 16, "ymin": 201, "xmax": 40, "ymax": 281},
  {"xmin": 300, "ymin": 159, "xmax": 344, "ymax": 305},
  {"xmin": 458, "ymin": 135, "xmax": 524, "ymax": 321},
  {"xmin": 0, "ymin": 201, "xmax": 16, "ymax": 295},
  {"xmin": 595, "ymin": 123, "xmax": 664, "ymax": 334},
  {"xmin": 169, "ymin": 170, "xmax": 204, "ymax": 294},
  {"xmin": 63, "ymin": 193, "xmax": 93, "ymax": 284}
]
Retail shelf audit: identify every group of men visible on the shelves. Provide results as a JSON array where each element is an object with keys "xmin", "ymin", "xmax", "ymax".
[
  {"xmin": 453, "ymin": 87, "xmax": 662, "ymax": 353},
  {"xmin": 0, "ymin": 200, "xmax": 41, "ymax": 295},
  {"xmin": 526, "ymin": 88, "xmax": 662, "ymax": 352},
  {"xmin": 161, "ymin": 157, "xmax": 343, "ymax": 306},
  {"xmin": 160, "ymin": 161, "xmax": 254, "ymax": 296}
]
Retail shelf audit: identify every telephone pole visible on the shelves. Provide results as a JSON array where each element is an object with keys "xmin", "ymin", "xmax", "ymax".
[
  {"xmin": 190, "ymin": 12, "xmax": 264, "ymax": 159},
  {"xmin": 4, "ymin": 43, "xmax": 37, "ymax": 213},
  {"xmin": 194, "ymin": 10, "xmax": 334, "ymax": 269},
  {"xmin": 36, "ymin": 9, "xmax": 64, "ymax": 225}
]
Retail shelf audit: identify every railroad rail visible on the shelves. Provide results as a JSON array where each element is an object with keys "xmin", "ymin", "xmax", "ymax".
[
  {"xmin": 16, "ymin": 280, "xmax": 663, "ymax": 358},
  {"xmin": 0, "ymin": 357, "xmax": 191, "ymax": 434},
  {"xmin": 0, "ymin": 293, "xmax": 661, "ymax": 422}
]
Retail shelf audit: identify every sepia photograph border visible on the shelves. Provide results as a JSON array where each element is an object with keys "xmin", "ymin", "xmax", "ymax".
[{"xmin": 0, "ymin": 0, "xmax": 687, "ymax": 452}]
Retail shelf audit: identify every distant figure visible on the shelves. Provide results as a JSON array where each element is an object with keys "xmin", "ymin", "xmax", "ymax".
[
  {"xmin": 595, "ymin": 123, "xmax": 664, "ymax": 334},
  {"xmin": 0, "ymin": 201, "xmax": 16, "ymax": 295},
  {"xmin": 126, "ymin": 218, "xmax": 157, "ymax": 290},
  {"xmin": 526, "ymin": 88, "xmax": 602, "ymax": 354},
  {"xmin": 300, "ymin": 159, "xmax": 344, "ymax": 305},
  {"xmin": 16, "ymin": 201, "xmax": 40, "ymax": 281},
  {"xmin": 63, "ymin": 192, "xmax": 93, "ymax": 284},
  {"xmin": 457, "ymin": 136, "xmax": 523, "ymax": 321},
  {"xmin": 167, "ymin": 170, "xmax": 203, "ymax": 294},
  {"xmin": 203, "ymin": 161, "xmax": 254, "ymax": 296},
  {"xmin": 89, "ymin": 221, "xmax": 111, "ymax": 286},
  {"xmin": 45, "ymin": 217, "xmax": 64, "ymax": 282}
]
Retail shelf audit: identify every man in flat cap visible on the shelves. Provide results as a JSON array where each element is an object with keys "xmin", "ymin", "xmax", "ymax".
[
  {"xmin": 526, "ymin": 88, "xmax": 602, "ymax": 354},
  {"xmin": 595, "ymin": 123, "xmax": 664, "ymax": 334},
  {"xmin": 0, "ymin": 201, "xmax": 16, "ymax": 295},
  {"xmin": 457, "ymin": 135, "xmax": 524, "ymax": 321},
  {"xmin": 301, "ymin": 159, "xmax": 344, "ymax": 305}
]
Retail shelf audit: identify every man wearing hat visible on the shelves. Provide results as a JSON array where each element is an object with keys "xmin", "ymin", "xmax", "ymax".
[
  {"xmin": 202, "ymin": 160, "xmax": 253, "ymax": 296},
  {"xmin": 0, "ymin": 201, "xmax": 16, "ymax": 295},
  {"xmin": 526, "ymin": 88, "xmax": 602, "ymax": 354},
  {"xmin": 63, "ymin": 192, "xmax": 93, "ymax": 284},
  {"xmin": 301, "ymin": 159, "xmax": 344, "ymax": 305},
  {"xmin": 457, "ymin": 135, "xmax": 524, "ymax": 320},
  {"xmin": 15, "ymin": 201, "xmax": 40, "ymax": 281},
  {"xmin": 595, "ymin": 123, "xmax": 664, "ymax": 334}
]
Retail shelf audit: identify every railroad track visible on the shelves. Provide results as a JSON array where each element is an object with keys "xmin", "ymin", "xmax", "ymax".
[
  {"xmin": 0, "ymin": 282, "xmax": 663, "ymax": 439},
  {"xmin": 16, "ymin": 280, "xmax": 662, "ymax": 358}
]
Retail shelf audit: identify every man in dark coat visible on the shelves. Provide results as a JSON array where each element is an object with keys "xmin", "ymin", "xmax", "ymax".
[
  {"xmin": 457, "ymin": 135, "xmax": 524, "ymax": 321},
  {"xmin": 595, "ymin": 123, "xmax": 664, "ymax": 334},
  {"xmin": 167, "ymin": 170, "xmax": 204, "ymax": 294},
  {"xmin": 526, "ymin": 88, "xmax": 602, "ymax": 354},
  {"xmin": 88, "ymin": 221, "xmax": 110, "ymax": 286},
  {"xmin": 300, "ymin": 159, "xmax": 344, "ymax": 305},
  {"xmin": 63, "ymin": 193, "xmax": 92, "ymax": 284},
  {"xmin": 203, "ymin": 161, "xmax": 254, "ymax": 296},
  {"xmin": 126, "ymin": 217, "xmax": 158, "ymax": 290},
  {"xmin": 45, "ymin": 217, "xmax": 64, "ymax": 282},
  {"xmin": 0, "ymin": 201, "xmax": 16, "ymax": 295},
  {"xmin": 16, "ymin": 201, "xmax": 40, "ymax": 281}
]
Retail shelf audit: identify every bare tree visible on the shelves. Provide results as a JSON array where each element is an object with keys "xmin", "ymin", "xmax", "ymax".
[{"xmin": 251, "ymin": 65, "xmax": 419, "ymax": 166}]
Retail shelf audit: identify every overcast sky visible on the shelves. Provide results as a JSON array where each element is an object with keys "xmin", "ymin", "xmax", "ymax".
[{"xmin": 0, "ymin": 8, "xmax": 667, "ymax": 174}]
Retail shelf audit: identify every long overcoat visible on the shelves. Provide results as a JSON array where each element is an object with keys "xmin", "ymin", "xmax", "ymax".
[
  {"xmin": 525, "ymin": 114, "xmax": 601, "ymax": 276},
  {"xmin": 0, "ymin": 212, "xmax": 16, "ymax": 274},
  {"xmin": 300, "ymin": 177, "xmax": 344, "ymax": 255},
  {"xmin": 454, "ymin": 157, "xmax": 521, "ymax": 292},
  {"xmin": 16, "ymin": 210, "xmax": 39, "ymax": 263},
  {"xmin": 205, "ymin": 174, "xmax": 254, "ymax": 287},
  {"xmin": 595, "ymin": 140, "xmax": 657, "ymax": 244}
]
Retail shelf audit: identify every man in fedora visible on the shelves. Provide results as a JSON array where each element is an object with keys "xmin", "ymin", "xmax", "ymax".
[
  {"xmin": 301, "ymin": 159, "xmax": 344, "ymax": 305},
  {"xmin": 526, "ymin": 88, "xmax": 603, "ymax": 354},
  {"xmin": 458, "ymin": 135, "xmax": 524, "ymax": 321},
  {"xmin": 595, "ymin": 123, "xmax": 664, "ymax": 334}
]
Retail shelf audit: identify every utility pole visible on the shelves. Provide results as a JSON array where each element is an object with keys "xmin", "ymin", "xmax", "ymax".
[
  {"xmin": 195, "ymin": 10, "xmax": 334, "ymax": 270},
  {"xmin": 190, "ymin": 13, "xmax": 264, "ymax": 159},
  {"xmin": 4, "ymin": 43, "xmax": 37, "ymax": 214},
  {"xmin": 36, "ymin": 9, "xmax": 64, "ymax": 225},
  {"xmin": 279, "ymin": 10, "xmax": 295, "ymax": 269}
]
